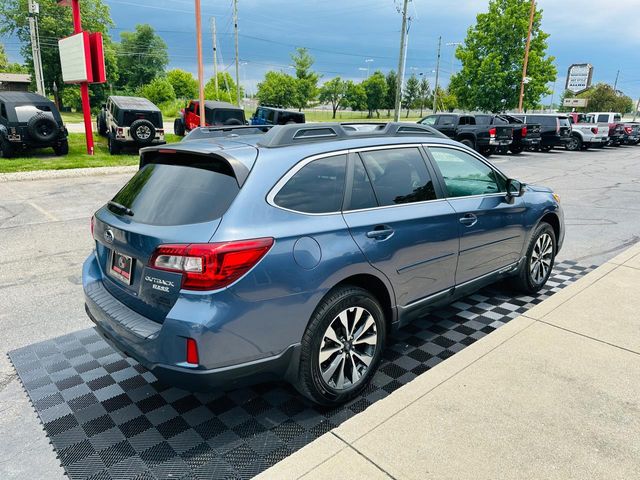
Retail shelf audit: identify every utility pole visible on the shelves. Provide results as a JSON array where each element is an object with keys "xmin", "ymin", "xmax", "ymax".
[
  {"xmin": 432, "ymin": 36, "xmax": 442, "ymax": 114},
  {"xmin": 211, "ymin": 17, "xmax": 219, "ymax": 97},
  {"xmin": 27, "ymin": 0, "xmax": 45, "ymax": 96},
  {"xmin": 393, "ymin": 0, "xmax": 409, "ymax": 122},
  {"xmin": 233, "ymin": 0, "xmax": 241, "ymax": 106},
  {"xmin": 195, "ymin": 0, "xmax": 205, "ymax": 127},
  {"xmin": 518, "ymin": 0, "xmax": 536, "ymax": 112},
  {"xmin": 633, "ymin": 97, "xmax": 640, "ymax": 122},
  {"xmin": 613, "ymin": 70, "xmax": 620, "ymax": 91}
]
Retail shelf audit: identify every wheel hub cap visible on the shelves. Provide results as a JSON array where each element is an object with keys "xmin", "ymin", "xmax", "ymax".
[
  {"xmin": 530, "ymin": 233, "xmax": 553, "ymax": 284},
  {"xmin": 318, "ymin": 306, "xmax": 377, "ymax": 390}
]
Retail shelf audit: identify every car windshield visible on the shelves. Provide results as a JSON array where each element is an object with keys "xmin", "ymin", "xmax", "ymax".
[{"xmin": 14, "ymin": 104, "xmax": 56, "ymax": 123}]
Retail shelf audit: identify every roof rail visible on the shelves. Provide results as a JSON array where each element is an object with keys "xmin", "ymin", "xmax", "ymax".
[
  {"xmin": 183, "ymin": 125, "xmax": 273, "ymax": 142},
  {"xmin": 257, "ymin": 122, "xmax": 445, "ymax": 148}
]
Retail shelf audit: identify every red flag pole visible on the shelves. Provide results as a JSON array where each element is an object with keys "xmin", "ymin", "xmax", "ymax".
[{"xmin": 71, "ymin": 0, "xmax": 94, "ymax": 155}]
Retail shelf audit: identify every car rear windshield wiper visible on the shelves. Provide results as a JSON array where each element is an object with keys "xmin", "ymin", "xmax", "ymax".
[{"xmin": 108, "ymin": 200, "xmax": 134, "ymax": 216}]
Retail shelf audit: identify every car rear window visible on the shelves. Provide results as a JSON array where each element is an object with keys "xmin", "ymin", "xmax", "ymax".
[
  {"xmin": 122, "ymin": 111, "xmax": 162, "ymax": 128},
  {"xmin": 14, "ymin": 104, "xmax": 57, "ymax": 123},
  {"xmin": 558, "ymin": 117, "xmax": 570, "ymax": 127},
  {"xmin": 108, "ymin": 162, "xmax": 239, "ymax": 226},
  {"xmin": 207, "ymin": 109, "xmax": 245, "ymax": 125}
]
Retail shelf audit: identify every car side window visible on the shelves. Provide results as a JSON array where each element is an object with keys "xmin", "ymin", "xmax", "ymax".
[
  {"xmin": 274, "ymin": 154, "xmax": 347, "ymax": 214},
  {"xmin": 347, "ymin": 156, "xmax": 378, "ymax": 210},
  {"xmin": 0, "ymin": 103, "xmax": 6, "ymax": 120},
  {"xmin": 438, "ymin": 115, "xmax": 456, "ymax": 126},
  {"xmin": 359, "ymin": 148, "xmax": 436, "ymax": 206},
  {"xmin": 597, "ymin": 114, "xmax": 608, "ymax": 123},
  {"xmin": 419, "ymin": 116, "xmax": 437, "ymax": 126},
  {"xmin": 429, "ymin": 147, "xmax": 506, "ymax": 197}
]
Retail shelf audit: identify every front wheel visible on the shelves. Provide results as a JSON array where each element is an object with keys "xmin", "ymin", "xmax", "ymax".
[
  {"xmin": 53, "ymin": 139, "xmax": 69, "ymax": 156},
  {"xmin": 565, "ymin": 134, "xmax": 582, "ymax": 151},
  {"xmin": 296, "ymin": 286, "xmax": 386, "ymax": 406},
  {"xmin": 0, "ymin": 137, "xmax": 13, "ymax": 158},
  {"xmin": 509, "ymin": 144, "xmax": 524, "ymax": 154},
  {"xmin": 108, "ymin": 135, "xmax": 121, "ymax": 155},
  {"xmin": 513, "ymin": 222, "xmax": 556, "ymax": 294}
]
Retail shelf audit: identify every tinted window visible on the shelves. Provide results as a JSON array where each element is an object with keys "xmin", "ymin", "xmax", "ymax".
[
  {"xmin": 359, "ymin": 148, "xmax": 436, "ymax": 206},
  {"xmin": 347, "ymin": 157, "xmax": 378, "ymax": 210},
  {"xmin": 419, "ymin": 116, "xmax": 437, "ymax": 125},
  {"xmin": 614, "ymin": 114, "xmax": 622, "ymax": 122},
  {"xmin": 429, "ymin": 147, "xmax": 506, "ymax": 197},
  {"xmin": 459, "ymin": 116, "xmax": 475, "ymax": 125},
  {"xmin": 14, "ymin": 104, "xmax": 55, "ymax": 123},
  {"xmin": 475, "ymin": 115, "xmax": 491, "ymax": 125},
  {"xmin": 0, "ymin": 103, "xmax": 6, "ymax": 119},
  {"xmin": 558, "ymin": 117, "xmax": 570, "ymax": 127},
  {"xmin": 109, "ymin": 163, "xmax": 239, "ymax": 226},
  {"xmin": 438, "ymin": 115, "xmax": 457, "ymax": 126},
  {"xmin": 597, "ymin": 114, "xmax": 609, "ymax": 123},
  {"xmin": 207, "ymin": 108, "xmax": 244, "ymax": 125},
  {"xmin": 274, "ymin": 155, "xmax": 346, "ymax": 213},
  {"xmin": 123, "ymin": 111, "xmax": 162, "ymax": 127}
]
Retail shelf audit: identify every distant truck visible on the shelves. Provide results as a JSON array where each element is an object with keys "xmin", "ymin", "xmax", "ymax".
[
  {"xmin": 174, "ymin": 100, "xmax": 246, "ymax": 136},
  {"xmin": 418, "ymin": 113, "xmax": 513, "ymax": 156},
  {"xmin": 475, "ymin": 114, "xmax": 541, "ymax": 154},
  {"xmin": 587, "ymin": 112, "xmax": 625, "ymax": 146},
  {"xmin": 564, "ymin": 112, "xmax": 609, "ymax": 150}
]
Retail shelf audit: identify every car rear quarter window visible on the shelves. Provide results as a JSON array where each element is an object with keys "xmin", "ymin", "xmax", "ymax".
[
  {"xmin": 109, "ymin": 162, "xmax": 239, "ymax": 226},
  {"xmin": 429, "ymin": 147, "xmax": 506, "ymax": 197},
  {"xmin": 359, "ymin": 147, "xmax": 436, "ymax": 206},
  {"xmin": 597, "ymin": 114, "xmax": 609, "ymax": 123},
  {"xmin": 438, "ymin": 115, "xmax": 457, "ymax": 126},
  {"xmin": 274, "ymin": 154, "xmax": 347, "ymax": 214}
]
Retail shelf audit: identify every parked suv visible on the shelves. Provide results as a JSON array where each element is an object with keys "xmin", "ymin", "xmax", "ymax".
[
  {"xmin": 511, "ymin": 114, "xmax": 571, "ymax": 151},
  {"xmin": 418, "ymin": 113, "xmax": 513, "ymax": 156},
  {"xmin": 0, "ymin": 91, "xmax": 68, "ymax": 158},
  {"xmin": 174, "ymin": 100, "xmax": 246, "ymax": 136},
  {"xmin": 84, "ymin": 122, "xmax": 564, "ymax": 406},
  {"xmin": 251, "ymin": 105, "xmax": 305, "ymax": 125},
  {"xmin": 97, "ymin": 96, "xmax": 165, "ymax": 154}
]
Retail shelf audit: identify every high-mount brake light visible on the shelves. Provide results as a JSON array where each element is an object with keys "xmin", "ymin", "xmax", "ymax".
[{"xmin": 149, "ymin": 238, "xmax": 274, "ymax": 290}]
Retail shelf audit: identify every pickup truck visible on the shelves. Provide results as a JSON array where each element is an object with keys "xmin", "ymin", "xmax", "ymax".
[
  {"xmin": 475, "ymin": 114, "xmax": 541, "ymax": 154},
  {"xmin": 565, "ymin": 112, "xmax": 609, "ymax": 150},
  {"xmin": 417, "ymin": 113, "xmax": 513, "ymax": 156},
  {"xmin": 587, "ymin": 112, "xmax": 625, "ymax": 146},
  {"xmin": 511, "ymin": 114, "xmax": 572, "ymax": 152},
  {"xmin": 622, "ymin": 123, "xmax": 640, "ymax": 145}
]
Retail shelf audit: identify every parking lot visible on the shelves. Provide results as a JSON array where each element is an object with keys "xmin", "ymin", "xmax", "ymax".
[{"xmin": 1, "ymin": 145, "xmax": 639, "ymax": 479}]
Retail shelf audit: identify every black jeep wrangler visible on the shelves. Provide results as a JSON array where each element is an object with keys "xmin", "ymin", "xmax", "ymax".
[
  {"xmin": 0, "ymin": 91, "xmax": 68, "ymax": 158},
  {"xmin": 97, "ymin": 96, "xmax": 165, "ymax": 154}
]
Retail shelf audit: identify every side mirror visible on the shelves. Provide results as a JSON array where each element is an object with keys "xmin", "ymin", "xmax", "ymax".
[{"xmin": 506, "ymin": 179, "xmax": 524, "ymax": 198}]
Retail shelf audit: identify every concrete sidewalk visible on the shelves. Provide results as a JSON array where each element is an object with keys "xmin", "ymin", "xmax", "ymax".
[{"xmin": 258, "ymin": 243, "xmax": 640, "ymax": 480}]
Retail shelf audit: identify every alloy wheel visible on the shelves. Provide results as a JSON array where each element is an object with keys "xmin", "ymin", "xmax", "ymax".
[
  {"xmin": 529, "ymin": 233, "xmax": 553, "ymax": 284},
  {"xmin": 137, "ymin": 125, "xmax": 151, "ymax": 140},
  {"xmin": 318, "ymin": 306, "xmax": 377, "ymax": 390}
]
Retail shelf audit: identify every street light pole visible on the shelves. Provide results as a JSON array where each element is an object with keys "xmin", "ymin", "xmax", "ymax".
[
  {"xmin": 393, "ymin": 0, "xmax": 409, "ymax": 122},
  {"xmin": 518, "ymin": 0, "xmax": 536, "ymax": 112},
  {"xmin": 432, "ymin": 36, "xmax": 442, "ymax": 113},
  {"xmin": 211, "ymin": 17, "xmax": 218, "ymax": 97}
]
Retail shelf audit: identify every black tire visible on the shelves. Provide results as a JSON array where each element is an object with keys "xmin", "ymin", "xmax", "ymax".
[
  {"xmin": 0, "ymin": 136, "xmax": 13, "ymax": 158},
  {"xmin": 513, "ymin": 222, "xmax": 556, "ymax": 294},
  {"xmin": 540, "ymin": 145, "xmax": 552, "ymax": 152},
  {"xmin": 565, "ymin": 133, "xmax": 582, "ymax": 151},
  {"xmin": 97, "ymin": 112, "xmax": 108, "ymax": 136},
  {"xmin": 459, "ymin": 138, "xmax": 475, "ymax": 150},
  {"xmin": 509, "ymin": 144, "xmax": 524, "ymax": 154},
  {"xmin": 27, "ymin": 114, "xmax": 59, "ymax": 143},
  {"xmin": 108, "ymin": 135, "xmax": 121, "ymax": 155},
  {"xmin": 174, "ymin": 117, "xmax": 185, "ymax": 136},
  {"xmin": 53, "ymin": 139, "xmax": 69, "ymax": 156},
  {"xmin": 129, "ymin": 119, "xmax": 156, "ymax": 145},
  {"xmin": 480, "ymin": 146, "xmax": 494, "ymax": 157},
  {"xmin": 296, "ymin": 286, "xmax": 387, "ymax": 406}
]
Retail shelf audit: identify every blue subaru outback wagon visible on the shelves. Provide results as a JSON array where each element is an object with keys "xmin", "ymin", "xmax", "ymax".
[{"xmin": 83, "ymin": 122, "xmax": 564, "ymax": 405}]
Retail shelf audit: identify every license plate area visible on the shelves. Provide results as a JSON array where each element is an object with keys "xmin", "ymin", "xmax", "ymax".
[{"xmin": 109, "ymin": 250, "xmax": 134, "ymax": 285}]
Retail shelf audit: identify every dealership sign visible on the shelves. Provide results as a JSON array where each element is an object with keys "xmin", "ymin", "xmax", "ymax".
[
  {"xmin": 563, "ymin": 98, "xmax": 588, "ymax": 108},
  {"xmin": 565, "ymin": 64, "xmax": 593, "ymax": 94},
  {"xmin": 58, "ymin": 31, "xmax": 106, "ymax": 84}
]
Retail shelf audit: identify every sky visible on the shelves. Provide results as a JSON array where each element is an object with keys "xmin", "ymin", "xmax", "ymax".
[{"xmin": 3, "ymin": 0, "xmax": 640, "ymax": 103}]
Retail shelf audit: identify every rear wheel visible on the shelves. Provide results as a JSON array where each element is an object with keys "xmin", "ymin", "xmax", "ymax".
[
  {"xmin": 0, "ymin": 137, "xmax": 13, "ymax": 158},
  {"xmin": 97, "ymin": 112, "xmax": 108, "ymax": 136},
  {"xmin": 108, "ymin": 135, "xmax": 121, "ymax": 155},
  {"xmin": 509, "ymin": 144, "xmax": 523, "ymax": 154},
  {"xmin": 296, "ymin": 286, "xmax": 386, "ymax": 406},
  {"xmin": 174, "ymin": 117, "xmax": 185, "ymax": 136},
  {"xmin": 565, "ymin": 134, "xmax": 582, "ymax": 151},
  {"xmin": 53, "ymin": 139, "xmax": 69, "ymax": 156},
  {"xmin": 513, "ymin": 222, "xmax": 556, "ymax": 294},
  {"xmin": 459, "ymin": 138, "xmax": 475, "ymax": 150}
]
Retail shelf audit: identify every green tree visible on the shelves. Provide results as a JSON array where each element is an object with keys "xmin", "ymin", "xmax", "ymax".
[
  {"xmin": 0, "ymin": 43, "xmax": 26, "ymax": 73},
  {"xmin": 344, "ymin": 80, "xmax": 367, "ymax": 111},
  {"xmin": 204, "ymin": 72, "xmax": 243, "ymax": 103},
  {"xmin": 256, "ymin": 71, "xmax": 297, "ymax": 108},
  {"xmin": 166, "ymin": 69, "xmax": 197, "ymax": 100},
  {"xmin": 575, "ymin": 83, "xmax": 634, "ymax": 113},
  {"xmin": 402, "ymin": 74, "xmax": 420, "ymax": 117},
  {"xmin": 0, "ymin": 0, "xmax": 117, "ymax": 109},
  {"xmin": 362, "ymin": 71, "xmax": 387, "ymax": 118},
  {"xmin": 140, "ymin": 77, "xmax": 175, "ymax": 105},
  {"xmin": 433, "ymin": 86, "xmax": 459, "ymax": 112},
  {"xmin": 384, "ymin": 70, "xmax": 397, "ymax": 116},
  {"xmin": 450, "ymin": 0, "xmax": 556, "ymax": 112},
  {"xmin": 417, "ymin": 77, "xmax": 431, "ymax": 116},
  {"xmin": 291, "ymin": 48, "xmax": 319, "ymax": 110},
  {"xmin": 318, "ymin": 77, "xmax": 348, "ymax": 118},
  {"xmin": 117, "ymin": 24, "xmax": 168, "ymax": 89}
]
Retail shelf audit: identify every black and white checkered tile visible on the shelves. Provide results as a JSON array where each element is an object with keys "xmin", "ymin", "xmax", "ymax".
[{"xmin": 8, "ymin": 261, "xmax": 594, "ymax": 480}]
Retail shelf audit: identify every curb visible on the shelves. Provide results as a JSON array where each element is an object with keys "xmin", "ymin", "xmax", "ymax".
[{"xmin": 0, "ymin": 165, "xmax": 138, "ymax": 183}]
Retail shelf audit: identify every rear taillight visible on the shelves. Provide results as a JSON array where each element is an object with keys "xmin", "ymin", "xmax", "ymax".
[
  {"xmin": 186, "ymin": 338, "xmax": 199, "ymax": 364},
  {"xmin": 521, "ymin": 126, "xmax": 527, "ymax": 137},
  {"xmin": 591, "ymin": 127, "xmax": 598, "ymax": 135},
  {"xmin": 149, "ymin": 238, "xmax": 274, "ymax": 290},
  {"xmin": 624, "ymin": 126, "xmax": 632, "ymax": 134},
  {"xmin": 489, "ymin": 127, "xmax": 496, "ymax": 137}
]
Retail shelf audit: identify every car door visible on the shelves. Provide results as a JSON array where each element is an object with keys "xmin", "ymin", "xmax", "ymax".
[
  {"xmin": 426, "ymin": 145, "xmax": 528, "ymax": 285},
  {"xmin": 185, "ymin": 101, "xmax": 199, "ymax": 130},
  {"xmin": 342, "ymin": 146, "xmax": 460, "ymax": 308}
]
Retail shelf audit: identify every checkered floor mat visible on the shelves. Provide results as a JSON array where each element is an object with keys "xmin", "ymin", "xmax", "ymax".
[{"xmin": 8, "ymin": 261, "xmax": 594, "ymax": 480}]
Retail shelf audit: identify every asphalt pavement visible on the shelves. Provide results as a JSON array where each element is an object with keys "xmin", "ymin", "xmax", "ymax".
[{"xmin": 0, "ymin": 145, "xmax": 638, "ymax": 478}]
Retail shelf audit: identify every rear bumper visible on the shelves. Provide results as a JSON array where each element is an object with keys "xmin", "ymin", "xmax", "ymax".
[
  {"xmin": 521, "ymin": 137, "xmax": 541, "ymax": 147},
  {"xmin": 489, "ymin": 138, "xmax": 512, "ymax": 146}
]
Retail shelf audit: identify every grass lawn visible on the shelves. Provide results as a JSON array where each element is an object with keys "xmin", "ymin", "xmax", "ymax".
[
  {"xmin": 303, "ymin": 109, "xmax": 424, "ymax": 123},
  {"xmin": 0, "ymin": 133, "xmax": 181, "ymax": 174},
  {"xmin": 60, "ymin": 111, "xmax": 87, "ymax": 124}
]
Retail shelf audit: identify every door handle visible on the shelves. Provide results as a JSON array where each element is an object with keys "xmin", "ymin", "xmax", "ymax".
[
  {"xmin": 366, "ymin": 226, "xmax": 394, "ymax": 240},
  {"xmin": 459, "ymin": 213, "xmax": 478, "ymax": 227}
]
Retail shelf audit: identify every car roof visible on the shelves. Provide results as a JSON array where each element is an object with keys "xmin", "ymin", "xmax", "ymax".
[
  {"xmin": 257, "ymin": 105, "xmax": 303, "ymax": 114},
  {"xmin": 201, "ymin": 100, "xmax": 242, "ymax": 110},
  {"xmin": 110, "ymin": 96, "xmax": 160, "ymax": 111},
  {"xmin": 0, "ymin": 91, "xmax": 52, "ymax": 105}
]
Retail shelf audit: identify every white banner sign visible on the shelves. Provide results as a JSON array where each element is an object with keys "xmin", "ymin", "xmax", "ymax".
[{"xmin": 59, "ymin": 32, "xmax": 91, "ymax": 83}]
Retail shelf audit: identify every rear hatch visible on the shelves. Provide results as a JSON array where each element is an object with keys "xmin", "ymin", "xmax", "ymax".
[
  {"xmin": 558, "ymin": 117, "xmax": 571, "ymax": 138},
  {"xmin": 493, "ymin": 125, "xmax": 513, "ymax": 142},
  {"xmin": 93, "ymin": 152, "xmax": 245, "ymax": 323}
]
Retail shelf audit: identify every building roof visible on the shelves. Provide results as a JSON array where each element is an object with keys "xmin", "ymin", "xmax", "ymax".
[
  {"xmin": 0, "ymin": 73, "xmax": 31, "ymax": 83},
  {"xmin": 110, "ymin": 96, "xmax": 161, "ymax": 111}
]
